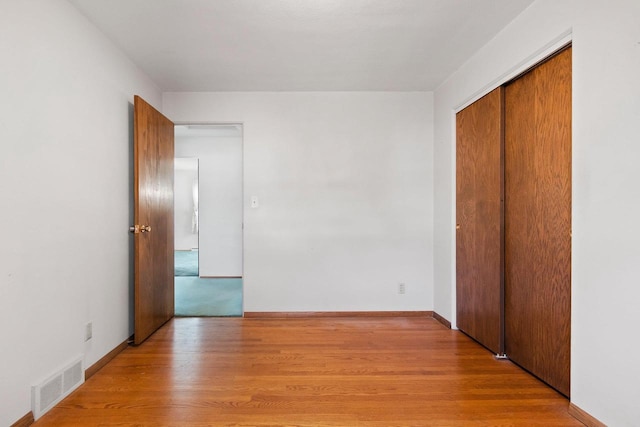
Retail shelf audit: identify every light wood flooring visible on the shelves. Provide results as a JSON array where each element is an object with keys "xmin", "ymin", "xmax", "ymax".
[{"xmin": 34, "ymin": 317, "xmax": 582, "ymax": 426}]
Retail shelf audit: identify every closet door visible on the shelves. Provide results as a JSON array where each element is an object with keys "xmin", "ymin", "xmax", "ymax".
[
  {"xmin": 504, "ymin": 47, "xmax": 572, "ymax": 396},
  {"xmin": 456, "ymin": 87, "xmax": 504, "ymax": 354}
]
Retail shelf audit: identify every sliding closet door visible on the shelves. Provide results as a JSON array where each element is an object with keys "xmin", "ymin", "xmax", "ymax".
[
  {"xmin": 504, "ymin": 47, "xmax": 572, "ymax": 396},
  {"xmin": 456, "ymin": 87, "xmax": 504, "ymax": 354}
]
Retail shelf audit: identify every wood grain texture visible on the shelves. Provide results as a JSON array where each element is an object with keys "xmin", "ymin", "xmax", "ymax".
[
  {"xmin": 244, "ymin": 311, "xmax": 433, "ymax": 318},
  {"xmin": 569, "ymin": 403, "xmax": 607, "ymax": 427},
  {"xmin": 504, "ymin": 47, "xmax": 572, "ymax": 396},
  {"xmin": 10, "ymin": 412, "xmax": 34, "ymax": 427},
  {"xmin": 456, "ymin": 87, "xmax": 504, "ymax": 354},
  {"xmin": 134, "ymin": 96, "xmax": 175, "ymax": 345},
  {"xmin": 85, "ymin": 338, "xmax": 130, "ymax": 380},
  {"xmin": 568, "ymin": 403, "xmax": 607, "ymax": 427},
  {"xmin": 432, "ymin": 311, "xmax": 451, "ymax": 329},
  {"xmin": 33, "ymin": 317, "xmax": 580, "ymax": 426}
]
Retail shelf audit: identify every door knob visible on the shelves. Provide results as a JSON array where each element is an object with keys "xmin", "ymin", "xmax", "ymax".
[{"xmin": 129, "ymin": 225, "xmax": 151, "ymax": 234}]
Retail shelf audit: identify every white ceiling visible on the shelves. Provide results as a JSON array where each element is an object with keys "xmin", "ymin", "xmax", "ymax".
[{"xmin": 68, "ymin": 0, "xmax": 534, "ymax": 92}]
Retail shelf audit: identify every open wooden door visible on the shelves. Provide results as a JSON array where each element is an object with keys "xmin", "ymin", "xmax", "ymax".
[{"xmin": 132, "ymin": 95, "xmax": 175, "ymax": 345}]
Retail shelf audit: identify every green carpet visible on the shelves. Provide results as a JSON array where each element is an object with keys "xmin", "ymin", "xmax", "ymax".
[
  {"xmin": 175, "ymin": 250, "xmax": 198, "ymax": 276},
  {"xmin": 175, "ymin": 277, "xmax": 242, "ymax": 316}
]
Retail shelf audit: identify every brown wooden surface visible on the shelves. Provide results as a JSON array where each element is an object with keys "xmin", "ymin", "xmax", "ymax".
[
  {"xmin": 85, "ymin": 338, "xmax": 130, "ymax": 380},
  {"xmin": 243, "ymin": 311, "xmax": 432, "ymax": 318},
  {"xmin": 456, "ymin": 87, "xmax": 504, "ymax": 354},
  {"xmin": 504, "ymin": 47, "xmax": 572, "ymax": 397},
  {"xmin": 33, "ymin": 317, "xmax": 581, "ymax": 426},
  {"xmin": 10, "ymin": 412, "xmax": 34, "ymax": 427},
  {"xmin": 569, "ymin": 403, "xmax": 607, "ymax": 427},
  {"xmin": 432, "ymin": 311, "xmax": 451, "ymax": 329},
  {"xmin": 134, "ymin": 95, "xmax": 175, "ymax": 345}
]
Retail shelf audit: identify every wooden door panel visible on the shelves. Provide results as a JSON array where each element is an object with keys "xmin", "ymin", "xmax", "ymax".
[
  {"xmin": 504, "ymin": 47, "xmax": 572, "ymax": 396},
  {"xmin": 456, "ymin": 87, "xmax": 504, "ymax": 354},
  {"xmin": 134, "ymin": 95, "xmax": 175, "ymax": 345}
]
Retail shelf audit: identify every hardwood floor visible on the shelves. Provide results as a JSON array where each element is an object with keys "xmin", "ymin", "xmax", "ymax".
[{"xmin": 34, "ymin": 317, "xmax": 582, "ymax": 426}]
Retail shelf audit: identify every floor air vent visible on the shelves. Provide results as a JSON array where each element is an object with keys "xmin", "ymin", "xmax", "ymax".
[{"xmin": 32, "ymin": 356, "xmax": 84, "ymax": 420}]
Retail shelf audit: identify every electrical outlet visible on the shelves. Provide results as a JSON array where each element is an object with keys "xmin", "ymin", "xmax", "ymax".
[
  {"xmin": 85, "ymin": 322, "xmax": 92, "ymax": 342},
  {"xmin": 398, "ymin": 282, "xmax": 406, "ymax": 294}
]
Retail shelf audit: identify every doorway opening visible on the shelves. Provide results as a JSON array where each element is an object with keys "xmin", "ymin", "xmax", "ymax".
[
  {"xmin": 174, "ymin": 157, "xmax": 199, "ymax": 274},
  {"xmin": 173, "ymin": 124, "xmax": 243, "ymax": 316}
]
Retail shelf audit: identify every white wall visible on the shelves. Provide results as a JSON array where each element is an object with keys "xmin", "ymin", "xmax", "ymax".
[
  {"xmin": 174, "ymin": 160, "xmax": 199, "ymax": 250},
  {"xmin": 175, "ymin": 135, "xmax": 243, "ymax": 276},
  {"xmin": 433, "ymin": 1, "xmax": 640, "ymax": 425},
  {"xmin": 164, "ymin": 92, "xmax": 434, "ymax": 312},
  {"xmin": 0, "ymin": 0, "xmax": 161, "ymax": 424}
]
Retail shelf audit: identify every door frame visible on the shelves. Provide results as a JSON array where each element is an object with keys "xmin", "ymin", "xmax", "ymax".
[
  {"xmin": 173, "ymin": 122, "xmax": 245, "ymax": 314},
  {"xmin": 174, "ymin": 156, "xmax": 200, "ymax": 270}
]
